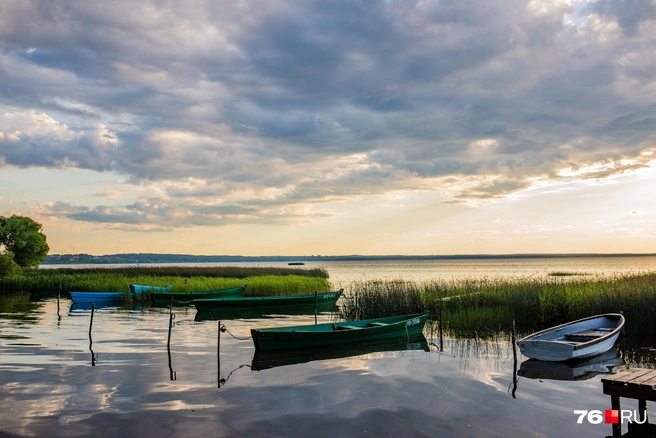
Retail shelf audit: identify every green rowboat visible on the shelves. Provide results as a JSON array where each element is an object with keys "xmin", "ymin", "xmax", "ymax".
[
  {"xmin": 251, "ymin": 310, "xmax": 430, "ymax": 351},
  {"xmin": 129, "ymin": 284, "xmax": 173, "ymax": 294},
  {"xmin": 193, "ymin": 290, "xmax": 343, "ymax": 313},
  {"xmin": 151, "ymin": 284, "xmax": 247, "ymax": 306}
]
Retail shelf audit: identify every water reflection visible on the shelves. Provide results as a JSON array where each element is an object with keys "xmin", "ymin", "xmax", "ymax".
[
  {"xmin": 251, "ymin": 334, "xmax": 430, "ymax": 371},
  {"xmin": 518, "ymin": 348, "xmax": 625, "ymax": 381},
  {"xmin": 167, "ymin": 308, "xmax": 177, "ymax": 381},
  {"xmin": 3, "ymin": 293, "xmax": 656, "ymax": 438},
  {"xmin": 194, "ymin": 306, "xmax": 340, "ymax": 322},
  {"xmin": 0, "ymin": 292, "xmax": 41, "ymax": 322}
]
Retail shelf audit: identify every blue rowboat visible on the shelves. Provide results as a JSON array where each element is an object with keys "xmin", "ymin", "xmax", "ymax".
[{"xmin": 70, "ymin": 291, "xmax": 127, "ymax": 303}]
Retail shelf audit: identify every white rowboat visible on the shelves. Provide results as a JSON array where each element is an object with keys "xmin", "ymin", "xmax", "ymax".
[{"xmin": 517, "ymin": 313, "xmax": 625, "ymax": 362}]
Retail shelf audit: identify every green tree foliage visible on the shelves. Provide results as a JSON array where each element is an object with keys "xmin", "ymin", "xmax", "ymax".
[
  {"xmin": 0, "ymin": 215, "xmax": 50, "ymax": 267},
  {"xmin": 0, "ymin": 252, "xmax": 22, "ymax": 277}
]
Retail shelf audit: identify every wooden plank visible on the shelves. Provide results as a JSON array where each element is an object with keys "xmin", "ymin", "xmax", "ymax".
[
  {"xmin": 602, "ymin": 372, "xmax": 632, "ymax": 383},
  {"xmin": 565, "ymin": 330, "xmax": 608, "ymax": 339},
  {"xmin": 603, "ymin": 369, "xmax": 654, "ymax": 384},
  {"xmin": 631, "ymin": 371, "xmax": 656, "ymax": 386},
  {"xmin": 336, "ymin": 325, "xmax": 363, "ymax": 330}
]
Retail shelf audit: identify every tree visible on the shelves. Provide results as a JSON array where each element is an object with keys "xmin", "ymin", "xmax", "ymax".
[
  {"xmin": 0, "ymin": 252, "xmax": 22, "ymax": 277},
  {"xmin": 0, "ymin": 215, "xmax": 50, "ymax": 267}
]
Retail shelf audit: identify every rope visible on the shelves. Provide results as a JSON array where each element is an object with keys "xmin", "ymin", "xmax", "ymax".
[
  {"xmin": 219, "ymin": 364, "xmax": 251, "ymax": 387},
  {"xmin": 222, "ymin": 324, "xmax": 252, "ymax": 341}
]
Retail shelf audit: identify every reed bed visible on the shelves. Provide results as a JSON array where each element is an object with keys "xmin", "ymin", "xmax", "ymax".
[
  {"xmin": 33, "ymin": 265, "xmax": 329, "ymax": 278},
  {"xmin": 0, "ymin": 267, "xmax": 331, "ymax": 298},
  {"xmin": 338, "ymin": 272, "xmax": 656, "ymax": 337}
]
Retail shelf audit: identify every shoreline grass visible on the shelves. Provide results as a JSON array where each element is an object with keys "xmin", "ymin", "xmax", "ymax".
[
  {"xmin": 338, "ymin": 272, "xmax": 656, "ymax": 337},
  {"xmin": 0, "ymin": 266, "xmax": 331, "ymax": 299}
]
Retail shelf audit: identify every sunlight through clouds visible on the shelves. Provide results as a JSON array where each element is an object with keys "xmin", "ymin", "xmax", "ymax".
[{"xmin": 1, "ymin": 0, "xmax": 655, "ymax": 254}]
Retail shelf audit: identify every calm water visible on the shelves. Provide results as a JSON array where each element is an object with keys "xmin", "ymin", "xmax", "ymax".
[
  {"xmin": 41, "ymin": 255, "xmax": 656, "ymax": 285},
  {"xmin": 3, "ymin": 257, "xmax": 656, "ymax": 437}
]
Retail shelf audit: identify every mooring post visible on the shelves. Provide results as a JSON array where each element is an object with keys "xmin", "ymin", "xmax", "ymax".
[
  {"xmin": 314, "ymin": 290, "xmax": 318, "ymax": 324},
  {"xmin": 89, "ymin": 303, "xmax": 95, "ymax": 337},
  {"xmin": 357, "ymin": 296, "xmax": 362, "ymax": 321},
  {"xmin": 88, "ymin": 303, "xmax": 96, "ymax": 366},
  {"xmin": 217, "ymin": 320, "xmax": 222, "ymax": 388},
  {"xmin": 57, "ymin": 284, "xmax": 61, "ymax": 321},
  {"xmin": 167, "ymin": 306, "xmax": 175, "ymax": 349},
  {"xmin": 439, "ymin": 307, "xmax": 443, "ymax": 352},
  {"xmin": 511, "ymin": 320, "xmax": 518, "ymax": 398}
]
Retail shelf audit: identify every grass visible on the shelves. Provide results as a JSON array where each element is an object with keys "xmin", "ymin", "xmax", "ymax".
[
  {"xmin": 547, "ymin": 271, "xmax": 589, "ymax": 277},
  {"xmin": 0, "ymin": 266, "xmax": 332, "ymax": 301},
  {"xmin": 338, "ymin": 272, "xmax": 656, "ymax": 337},
  {"xmin": 30, "ymin": 265, "xmax": 329, "ymax": 279}
]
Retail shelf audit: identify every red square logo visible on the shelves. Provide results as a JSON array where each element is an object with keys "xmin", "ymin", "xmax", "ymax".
[{"xmin": 605, "ymin": 410, "xmax": 619, "ymax": 424}]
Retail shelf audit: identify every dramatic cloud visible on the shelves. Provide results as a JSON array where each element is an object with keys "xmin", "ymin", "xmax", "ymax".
[{"xmin": 1, "ymin": 0, "xmax": 655, "ymax": 229}]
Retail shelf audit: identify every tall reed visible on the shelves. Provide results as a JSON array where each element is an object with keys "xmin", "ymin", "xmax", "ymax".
[
  {"xmin": 338, "ymin": 272, "xmax": 656, "ymax": 337},
  {"xmin": 0, "ymin": 268, "xmax": 331, "ymax": 297}
]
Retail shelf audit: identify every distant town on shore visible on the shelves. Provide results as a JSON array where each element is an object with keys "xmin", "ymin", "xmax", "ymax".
[{"xmin": 43, "ymin": 252, "xmax": 656, "ymax": 265}]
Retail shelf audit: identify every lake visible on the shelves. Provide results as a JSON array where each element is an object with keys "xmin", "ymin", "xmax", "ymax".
[{"xmin": 3, "ymin": 257, "xmax": 656, "ymax": 437}]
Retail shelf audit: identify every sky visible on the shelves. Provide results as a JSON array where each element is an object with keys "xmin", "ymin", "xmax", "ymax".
[{"xmin": 1, "ymin": 0, "xmax": 656, "ymax": 256}]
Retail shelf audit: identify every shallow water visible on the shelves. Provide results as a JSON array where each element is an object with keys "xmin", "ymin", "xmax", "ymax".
[{"xmin": 1, "ymin": 293, "xmax": 654, "ymax": 438}]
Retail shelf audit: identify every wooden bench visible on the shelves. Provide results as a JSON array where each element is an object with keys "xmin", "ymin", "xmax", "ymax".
[
  {"xmin": 334, "ymin": 325, "xmax": 363, "ymax": 330},
  {"xmin": 565, "ymin": 329, "xmax": 611, "ymax": 340}
]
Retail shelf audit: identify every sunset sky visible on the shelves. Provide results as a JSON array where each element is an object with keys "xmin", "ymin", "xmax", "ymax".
[{"xmin": 1, "ymin": 0, "xmax": 656, "ymax": 256}]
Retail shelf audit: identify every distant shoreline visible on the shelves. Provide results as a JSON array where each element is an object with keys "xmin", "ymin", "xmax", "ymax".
[{"xmin": 43, "ymin": 252, "xmax": 656, "ymax": 265}]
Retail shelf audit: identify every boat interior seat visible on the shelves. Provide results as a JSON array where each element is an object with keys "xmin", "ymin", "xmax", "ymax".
[
  {"xmin": 366, "ymin": 322, "xmax": 388, "ymax": 327},
  {"xmin": 335, "ymin": 325, "xmax": 363, "ymax": 330},
  {"xmin": 564, "ymin": 329, "xmax": 611, "ymax": 340}
]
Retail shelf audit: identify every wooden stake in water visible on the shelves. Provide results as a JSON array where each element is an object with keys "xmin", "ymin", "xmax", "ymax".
[
  {"xmin": 314, "ymin": 290, "xmax": 318, "ymax": 324},
  {"xmin": 218, "ymin": 320, "xmax": 222, "ymax": 388},
  {"xmin": 439, "ymin": 307, "xmax": 443, "ymax": 352},
  {"xmin": 89, "ymin": 303, "xmax": 97, "ymax": 366},
  {"xmin": 167, "ymin": 307, "xmax": 175, "ymax": 349},
  {"xmin": 89, "ymin": 303, "xmax": 95, "ymax": 337},
  {"xmin": 511, "ymin": 320, "xmax": 518, "ymax": 398},
  {"xmin": 217, "ymin": 321, "xmax": 227, "ymax": 388}
]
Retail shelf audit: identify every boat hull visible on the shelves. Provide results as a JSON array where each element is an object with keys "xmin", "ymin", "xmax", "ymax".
[
  {"xmin": 517, "ymin": 313, "xmax": 625, "ymax": 362},
  {"xmin": 129, "ymin": 284, "xmax": 173, "ymax": 294},
  {"xmin": 194, "ymin": 290, "xmax": 342, "ymax": 313},
  {"xmin": 70, "ymin": 291, "xmax": 126, "ymax": 303},
  {"xmin": 251, "ymin": 310, "xmax": 429, "ymax": 351},
  {"xmin": 151, "ymin": 284, "xmax": 247, "ymax": 306}
]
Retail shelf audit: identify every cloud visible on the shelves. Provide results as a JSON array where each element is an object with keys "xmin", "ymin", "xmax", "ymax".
[{"xmin": 2, "ymin": 0, "xmax": 656, "ymax": 228}]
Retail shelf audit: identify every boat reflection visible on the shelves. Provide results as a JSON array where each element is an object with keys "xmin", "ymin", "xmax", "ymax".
[
  {"xmin": 194, "ymin": 306, "xmax": 339, "ymax": 322},
  {"xmin": 518, "ymin": 348, "xmax": 624, "ymax": 381},
  {"xmin": 251, "ymin": 334, "xmax": 430, "ymax": 371},
  {"xmin": 69, "ymin": 302, "xmax": 117, "ymax": 312}
]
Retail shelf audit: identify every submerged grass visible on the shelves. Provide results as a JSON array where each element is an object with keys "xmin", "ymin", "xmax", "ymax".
[{"xmin": 338, "ymin": 272, "xmax": 656, "ymax": 337}]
